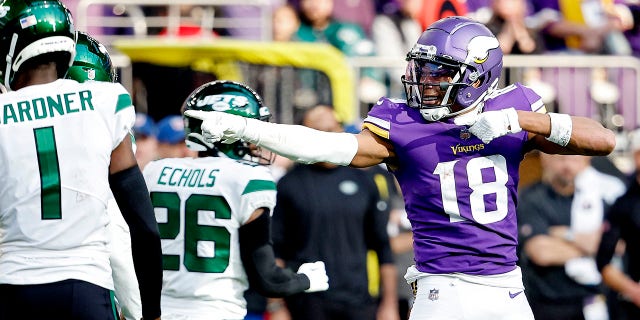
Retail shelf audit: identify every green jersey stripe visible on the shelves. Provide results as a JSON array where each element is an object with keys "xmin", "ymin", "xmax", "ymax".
[
  {"xmin": 115, "ymin": 93, "xmax": 132, "ymax": 113},
  {"xmin": 242, "ymin": 180, "xmax": 276, "ymax": 195}
]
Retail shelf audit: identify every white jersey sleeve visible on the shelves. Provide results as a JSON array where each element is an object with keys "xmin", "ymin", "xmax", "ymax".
[
  {"xmin": 0, "ymin": 79, "xmax": 135, "ymax": 290},
  {"xmin": 143, "ymin": 157, "xmax": 276, "ymax": 319},
  {"xmin": 107, "ymin": 198, "xmax": 142, "ymax": 320}
]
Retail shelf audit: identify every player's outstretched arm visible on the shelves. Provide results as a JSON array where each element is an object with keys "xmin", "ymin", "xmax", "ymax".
[
  {"xmin": 185, "ymin": 110, "xmax": 359, "ymax": 166},
  {"xmin": 239, "ymin": 209, "xmax": 329, "ymax": 297},
  {"xmin": 109, "ymin": 137, "xmax": 162, "ymax": 320}
]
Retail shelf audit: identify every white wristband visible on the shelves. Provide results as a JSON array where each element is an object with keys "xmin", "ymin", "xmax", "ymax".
[
  {"xmin": 546, "ymin": 113, "xmax": 572, "ymax": 146},
  {"xmin": 504, "ymin": 107, "xmax": 522, "ymax": 133}
]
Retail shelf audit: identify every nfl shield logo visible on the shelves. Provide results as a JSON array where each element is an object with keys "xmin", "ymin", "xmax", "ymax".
[
  {"xmin": 428, "ymin": 288, "xmax": 439, "ymax": 301},
  {"xmin": 460, "ymin": 128, "xmax": 471, "ymax": 140}
]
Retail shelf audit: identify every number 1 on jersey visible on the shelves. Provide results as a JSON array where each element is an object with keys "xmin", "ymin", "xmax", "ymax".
[{"xmin": 34, "ymin": 127, "xmax": 62, "ymax": 220}]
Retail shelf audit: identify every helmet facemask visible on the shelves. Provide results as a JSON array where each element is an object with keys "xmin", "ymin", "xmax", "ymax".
[
  {"xmin": 215, "ymin": 141, "xmax": 275, "ymax": 165},
  {"xmin": 401, "ymin": 54, "xmax": 468, "ymax": 121}
]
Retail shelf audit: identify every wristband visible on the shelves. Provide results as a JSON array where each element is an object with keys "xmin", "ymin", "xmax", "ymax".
[
  {"xmin": 504, "ymin": 107, "xmax": 522, "ymax": 133},
  {"xmin": 546, "ymin": 113, "xmax": 572, "ymax": 146}
]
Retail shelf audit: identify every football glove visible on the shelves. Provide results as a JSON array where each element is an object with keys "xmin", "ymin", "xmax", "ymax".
[
  {"xmin": 565, "ymin": 257, "xmax": 601, "ymax": 285},
  {"xmin": 184, "ymin": 110, "xmax": 247, "ymax": 144},
  {"xmin": 297, "ymin": 261, "xmax": 329, "ymax": 292},
  {"xmin": 454, "ymin": 107, "xmax": 522, "ymax": 144}
]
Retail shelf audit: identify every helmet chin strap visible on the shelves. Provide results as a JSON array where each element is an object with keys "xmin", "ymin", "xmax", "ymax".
[
  {"xmin": 186, "ymin": 132, "xmax": 214, "ymax": 151},
  {"xmin": 420, "ymin": 107, "xmax": 450, "ymax": 122},
  {"xmin": 4, "ymin": 33, "xmax": 18, "ymax": 91},
  {"xmin": 419, "ymin": 87, "xmax": 484, "ymax": 122},
  {"xmin": 451, "ymin": 101, "xmax": 484, "ymax": 126}
]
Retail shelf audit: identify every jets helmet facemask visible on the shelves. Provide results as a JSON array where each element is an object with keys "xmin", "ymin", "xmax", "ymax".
[
  {"xmin": 182, "ymin": 80, "xmax": 274, "ymax": 165},
  {"xmin": 66, "ymin": 31, "xmax": 116, "ymax": 83},
  {"xmin": 0, "ymin": 0, "xmax": 77, "ymax": 90},
  {"xmin": 401, "ymin": 16, "xmax": 503, "ymax": 121}
]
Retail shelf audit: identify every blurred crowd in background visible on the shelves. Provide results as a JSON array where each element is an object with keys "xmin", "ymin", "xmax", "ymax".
[
  {"xmin": 59, "ymin": 0, "xmax": 640, "ymax": 155},
  {"xmin": 62, "ymin": 0, "xmax": 640, "ymax": 57}
]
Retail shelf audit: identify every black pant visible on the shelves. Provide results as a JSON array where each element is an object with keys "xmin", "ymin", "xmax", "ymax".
[
  {"xmin": 529, "ymin": 299, "xmax": 585, "ymax": 320},
  {"xmin": 398, "ymin": 297, "xmax": 411, "ymax": 320},
  {"xmin": 0, "ymin": 279, "xmax": 116, "ymax": 320},
  {"xmin": 285, "ymin": 292, "xmax": 377, "ymax": 320},
  {"xmin": 615, "ymin": 300, "xmax": 640, "ymax": 320}
]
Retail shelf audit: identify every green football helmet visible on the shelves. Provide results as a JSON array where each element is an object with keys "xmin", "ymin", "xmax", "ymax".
[
  {"xmin": 0, "ymin": 0, "xmax": 76, "ymax": 90},
  {"xmin": 66, "ymin": 31, "xmax": 115, "ymax": 83},
  {"xmin": 182, "ymin": 80, "xmax": 274, "ymax": 164}
]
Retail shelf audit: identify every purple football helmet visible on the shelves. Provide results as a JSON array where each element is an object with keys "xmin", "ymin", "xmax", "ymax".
[{"xmin": 401, "ymin": 16, "xmax": 503, "ymax": 121}]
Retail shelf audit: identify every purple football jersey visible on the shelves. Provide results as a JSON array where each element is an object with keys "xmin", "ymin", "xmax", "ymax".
[{"xmin": 363, "ymin": 83, "xmax": 544, "ymax": 275}]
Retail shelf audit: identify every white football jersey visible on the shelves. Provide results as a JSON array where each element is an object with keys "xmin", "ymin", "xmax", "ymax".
[
  {"xmin": 0, "ymin": 79, "xmax": 135, "ymax": 290},
  {"xmin": 143, "ymin": 156, "xmax": 277, "ymax": 320}
]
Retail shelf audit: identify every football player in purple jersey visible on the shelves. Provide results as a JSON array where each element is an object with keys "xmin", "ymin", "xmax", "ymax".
[{"xmin": 185, "ymin": 16, "xmax": 616, "ymax": 319}]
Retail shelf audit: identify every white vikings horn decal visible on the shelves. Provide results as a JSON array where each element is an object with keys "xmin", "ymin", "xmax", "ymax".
[{"xmin": 466, "ymin": 36, "xmax": 500, "ymax": 64}]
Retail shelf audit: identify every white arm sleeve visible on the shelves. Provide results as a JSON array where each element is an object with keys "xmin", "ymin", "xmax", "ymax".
[
  {"xmin": 242, "ymin": 118, "xmax": 359, "ymax": 166},
  {"xmin": 107, "ymin": 199, "xmax": 143, "ymax": 320}
]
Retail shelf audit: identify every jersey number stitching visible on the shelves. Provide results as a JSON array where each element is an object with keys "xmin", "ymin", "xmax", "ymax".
[
  {"xmin": 34, "ymin": 127, "xmax": 62, "ymax": 220},
  {"xmin": 151, "ymin": 191, "xmax": 232, "ymax": 273},
  {"xmin": 433, "ymin": 154, "xmax": 509, "ymax": 224}
]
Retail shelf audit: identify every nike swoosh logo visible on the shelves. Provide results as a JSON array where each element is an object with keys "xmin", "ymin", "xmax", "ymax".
[{"xmin": 509, "ymin": 291, "xmax": 523, "ymax": 299}]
